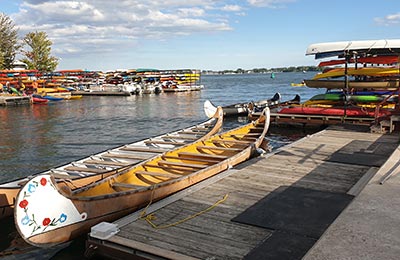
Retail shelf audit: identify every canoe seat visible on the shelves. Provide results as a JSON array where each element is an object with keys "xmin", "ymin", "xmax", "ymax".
[
  {"xmin": 135, "ymin": 170, "xmax": 180, "ymax": 178},
  {"xmin": 162, "ymin": 155, "xmax": 219, "ymax": 164},
  {"xmin": 178, "ymin": 130, "xmax": 206, "ymax": 135},
  {"xmin": 164, "ymin": 135, "xmax": 198, "ymax": 140},
  {"xmin": 157, "ymin": 160, "xmax": 208, "ymax": 169},
  {"xmin": 143, "ymin": 164, "xmax": 195, "ymax": 173},
  {"xmin": 144, "ymin": 140, "xmax": 185, "ymax": 146},
  {"xmin": 196, "ymin": 145, "xmax": 242, "ymax": 152},
  {"xmin": 111, "ymin": 182, "xmax": 146, "ymax": 189},
  {"xmin": 210, "ymin": 139, "xmax": 252, "ymax": 145},
  {"xmin": 178, "ymin": 151, "xmax": 228, "ymax": 160},
  {"xmin": 102, "ymin": 153, "xmax": 150, "ymax": 160},
  {"xmin": 83, "ymin": 159, "xmax": 129, "ymax": 167},
  {"xmin": 119, "ymin": 146, "xmax": 167, "ymax": 153},
  {"xmin": 51, "ymin": 173, "xmax": 81, "ymax": 179},
  {"xmin": 64, "ymin": 166, "xmax": 107, "ymax": 174},
  {"xmin": 228, "ymin": 134, "xmax": 258, "ymax": 141}
]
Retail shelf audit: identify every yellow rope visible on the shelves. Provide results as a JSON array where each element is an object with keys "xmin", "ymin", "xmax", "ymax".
[
  {"xmin": 141, "ymin": 194, "xmax": 229, "ymax": 229},
  {"xmin": 139, "ymin": 185, "xmax": 157, "ymax": 219}
]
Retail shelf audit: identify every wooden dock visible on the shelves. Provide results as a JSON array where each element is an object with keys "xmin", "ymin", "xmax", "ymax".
[{"xmin": 85, "ymin": 125, "xmax": 399, "ymax": 259}]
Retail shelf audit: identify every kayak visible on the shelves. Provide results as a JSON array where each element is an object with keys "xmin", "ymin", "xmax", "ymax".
[
  {"xmin": 313, "ymin": 67, "xmax": 400, "ymax": 80},
  {"xmin": 278, "ymin": 106, "xmax": 391, "ymax": 117},
  {"xmin": 32, "ymin": 96, "xmax": 49, "ymax": 104},
  {"xmin": 304, "ymin": 79, "xmax": 400, "ymax": 89},
  {"xmin": 42, "ymin": 95, "xmax": 63, "ymax": 101},
  {"xmin": 310, "ymin": 93, "xmax": 384, "ymax": 103},
  {"xmin": 318, "ymin": 56, "xmax": 399, "ymax": 67}
]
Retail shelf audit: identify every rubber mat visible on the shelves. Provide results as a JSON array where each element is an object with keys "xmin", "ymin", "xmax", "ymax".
[
  {"xmin": 232, "ymin": 186, "xmax": 353, "ymax": 239},
  {"xmin": 327, "ymin": 140, "xmax": 397, "ymax": 167},
  {"xmin": 244, "ymin": 230, "xmax": 317, "ymax": 260}
]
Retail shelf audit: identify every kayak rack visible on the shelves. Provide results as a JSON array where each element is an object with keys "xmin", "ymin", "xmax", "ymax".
[{"xmin": 250, "ymin": 112, "xmax": 376, "ymax": 127}]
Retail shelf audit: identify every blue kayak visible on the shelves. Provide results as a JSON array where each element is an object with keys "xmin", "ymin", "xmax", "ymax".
[{"xmin": 42, "ymin": 95, "xmax": 63, "ymax": 101}]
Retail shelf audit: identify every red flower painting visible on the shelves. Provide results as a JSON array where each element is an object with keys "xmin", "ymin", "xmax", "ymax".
[
  {"xmin": 42, "ymin": 218, "xmax": 51, "ymax": 226},
  {"xmin": 19, "ymin": 199, "xmax": 28, "ymax": 209},
  {"xmin": 40, "ymin": 178, "xmax": 47, "ymax": 186}
]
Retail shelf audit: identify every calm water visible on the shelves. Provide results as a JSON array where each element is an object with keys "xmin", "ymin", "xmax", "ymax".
[{"xmin": 0, "ymin": 72, "xmax": 324, "ymax": 258}]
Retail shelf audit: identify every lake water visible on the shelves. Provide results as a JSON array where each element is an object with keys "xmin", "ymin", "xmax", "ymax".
[{"xmin": 0, "ymin": 72, "xmax": 325, "ymax": 258}]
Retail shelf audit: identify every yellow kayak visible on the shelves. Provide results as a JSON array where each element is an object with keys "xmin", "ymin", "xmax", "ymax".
[
  {"xmin": 68, "ymin": 95, "xmax": 82, "ymax": 100},
  {"xmin": 37, "ymin": 87, "xmax": 58, "ymax": 93},
  {"xmin": 313, "ymin": 67, "xmax": 400, "ymax": 80}
]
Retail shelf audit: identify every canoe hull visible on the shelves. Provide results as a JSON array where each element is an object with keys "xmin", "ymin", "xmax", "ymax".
[
  {"xmin": 19, "ymin": 160, "xmax": 235, "ymax": 246},
  {"xmin": 15, "ymin": 109, "xmax": 270, "ymax": 247},
  {"xmin": 1, "ymin": 104, "xmax": 223, "ymax": 220}
]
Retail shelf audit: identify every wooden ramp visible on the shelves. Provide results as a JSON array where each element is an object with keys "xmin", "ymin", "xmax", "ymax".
[{"xmin": 85, "ymin": 125, "xmax": 399, "ymax": 260}]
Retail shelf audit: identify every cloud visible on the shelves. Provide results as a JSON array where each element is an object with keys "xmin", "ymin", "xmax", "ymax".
[
  {"xmin": 221, "ymin": 5, "xmax": 243, "ymax": 12},
  {"xmin": 247, "ymin": 0, "xmax": 296, "ymax": 8},
  {"xmin": 375, "ymin": 12, "xmax": 400, "ymax": 26},
  {"xmin": 10, "ymin": 0, "xmax": 297, "ymax": 69},
  {"xmin": 13, "ymin": 0, "xmax": 238, "ymax": 57}
]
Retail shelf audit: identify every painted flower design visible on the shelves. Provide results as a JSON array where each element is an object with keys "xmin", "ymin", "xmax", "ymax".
[
  {"xmin": 18, "ymin": 175, "xmax": 72, "ymax": 235},
  {"xmin": 19, "ymin": 199, "xmax": 28, "ymax": 209},
  {"xmin": 59, "ymin": 213, "xmax": 67, "ymax": 223},
  {"xmin": 21, "ymin": 215, "xmax": 30, "ymax": 225},
  {"xmin": 40, "ymin": 178, "xmax": 47, "ymax": 186},
  {"xmin": 42, "ymin": 218, "xmax": 51, "ymax": 226},
  {"xmin": 27, "ymin": 183, "xmax": 36, "ymax": 193}
]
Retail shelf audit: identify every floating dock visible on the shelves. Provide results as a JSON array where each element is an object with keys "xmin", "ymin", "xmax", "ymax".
[
  {"xmin": 0, "ymin": 95, "xmax": 31, "ymax": 106},
  {"xmin": 85, "ymin": 125, "xmax": 400, "ymax": 259},
  {"xmin": 249, "ymin": 112, "xmax": 377, "ymax": 126},
  {"xmin": 71, "ymin": 90, "xmax": 131, "ymax": 96}
]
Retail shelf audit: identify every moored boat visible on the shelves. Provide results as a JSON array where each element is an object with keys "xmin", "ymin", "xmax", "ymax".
[
  {"xmin": 248, "ymin": 94, "xmax": 301, "ymax": 120},
  {"xmin": 204, "ymin": 93, "xmax": 280, "ymax": 118},
  {"xmin": 0, "ymin": 103, "xmax": 223, "ymax": 220},
  {"xmin": 31, "ymin": 95, "xmax": 49, "ymax": 104},
  {"xmin": 42, "ymin": 95, "xmax": 64, "ymax": 101},
  {"xmin": 14, "ymin": 108, "xmax": 270, "ymax": 247}
]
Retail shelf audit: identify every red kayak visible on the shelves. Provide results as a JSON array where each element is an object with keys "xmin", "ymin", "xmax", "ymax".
[
  {"xmin": 32, "ymin": 96, "xmax": 49, "ymax": 104},
  {"xmin": 278, "ymin": 106, "xmax": 391, "ymax": 117}
]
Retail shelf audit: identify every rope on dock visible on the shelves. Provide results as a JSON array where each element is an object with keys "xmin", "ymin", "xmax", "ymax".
[{"xmin": 140, "ymin": 191, "xmax": 228, "ymax": 229}]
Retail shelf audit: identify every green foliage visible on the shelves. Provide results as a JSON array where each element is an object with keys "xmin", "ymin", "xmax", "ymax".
[
  {"xmin": 203, "ymin": 66, "xmax": 323, "ymax": 75},
  {"xmin": 0, "ymin": 13, "xmax": 20, "ymax": 69},
  {"xmin": 20, "ymin": 31, "xmax": 58, "ymax": 72}
]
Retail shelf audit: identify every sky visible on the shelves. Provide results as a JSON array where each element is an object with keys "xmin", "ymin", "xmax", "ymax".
[{"xmin": 1, "ymin": 0, "xmax": 400, "ymax": 71}]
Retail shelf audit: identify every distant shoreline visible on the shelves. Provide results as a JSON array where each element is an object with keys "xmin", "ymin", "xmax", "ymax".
[{"xmin": 201, "ymin": 66, "xmax": 322, "ymax": 75}]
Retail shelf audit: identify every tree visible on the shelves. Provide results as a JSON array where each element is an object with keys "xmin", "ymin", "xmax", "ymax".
[
  {"xmin": 21, "ymin": 31, "xmax": 58, "ymax": 72},
  {"xmin": 0, "ymin": 13, "xmax": 20, "ymax": 69}
]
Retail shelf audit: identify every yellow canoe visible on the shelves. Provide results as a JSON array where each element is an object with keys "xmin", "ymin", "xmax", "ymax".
[{"xmin": 15, "ymin": 108, "xmax": 270, "ymax": 247}]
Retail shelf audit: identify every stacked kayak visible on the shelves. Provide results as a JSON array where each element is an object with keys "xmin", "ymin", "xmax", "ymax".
[{"xmin": 278, "ymin": 106, "xmax": 391, "ymax": 117}]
